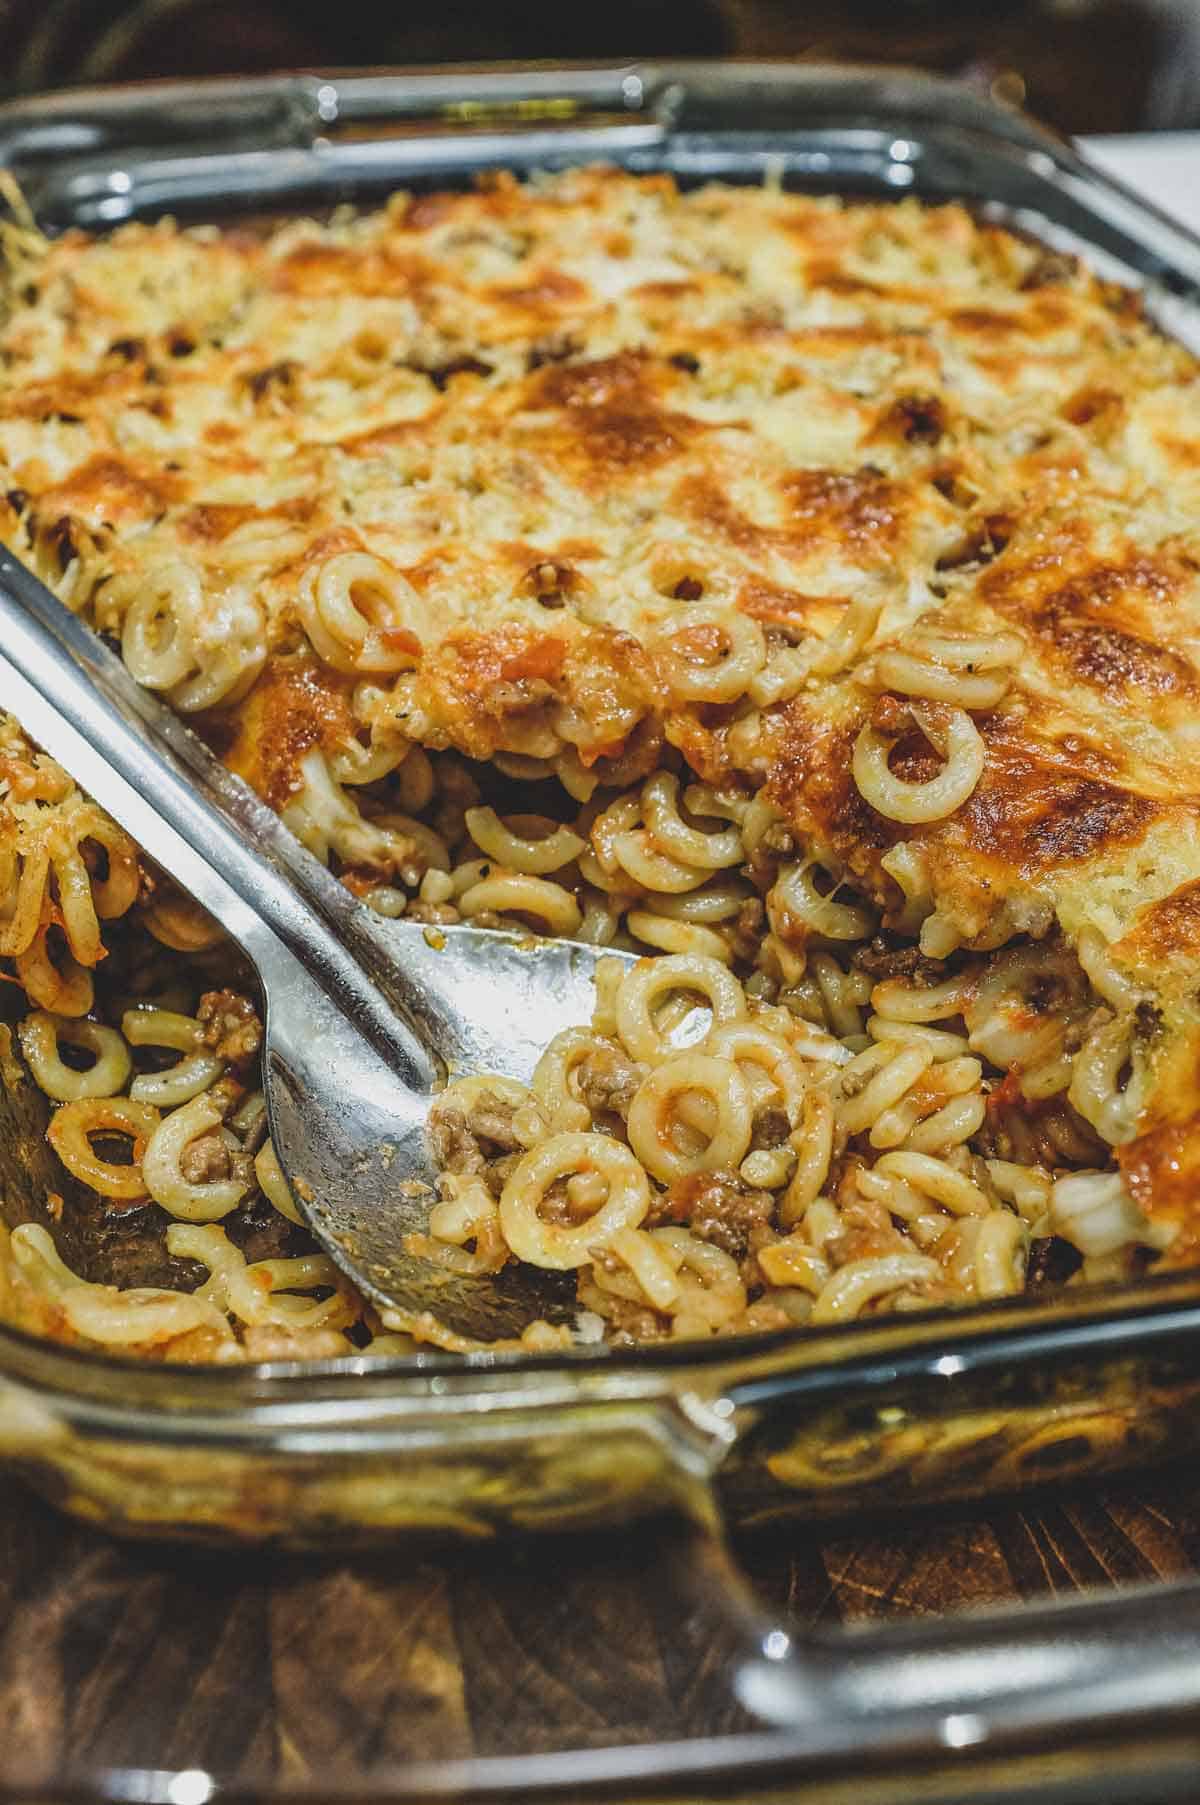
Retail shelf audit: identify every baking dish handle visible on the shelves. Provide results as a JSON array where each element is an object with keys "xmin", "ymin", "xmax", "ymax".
[{"xmin": 596, "ymin": 1511, "xmax": 1200, "ymax": 1797}]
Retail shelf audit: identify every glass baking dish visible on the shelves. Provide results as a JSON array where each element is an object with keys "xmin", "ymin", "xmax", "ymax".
[{"xmin": 7, "ymin": 60, "xmax": 1200, "ymax": 1801}]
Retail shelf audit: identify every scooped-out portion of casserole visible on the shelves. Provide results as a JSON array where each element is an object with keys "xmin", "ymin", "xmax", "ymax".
[{"xmin": 2, "ymin": 167, "xmax": 1199, "ymax": 1358}]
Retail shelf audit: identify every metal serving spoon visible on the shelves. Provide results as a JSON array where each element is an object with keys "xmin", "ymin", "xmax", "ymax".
[{"xmin": 0, "ymin": 552, "xmax": 638, "ymax": 1341}]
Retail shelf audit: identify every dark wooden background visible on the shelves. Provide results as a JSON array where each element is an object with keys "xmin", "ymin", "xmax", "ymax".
[{"xmin": 4, "ymin": 1453, "xmax": 1200, "ymax": 1801}]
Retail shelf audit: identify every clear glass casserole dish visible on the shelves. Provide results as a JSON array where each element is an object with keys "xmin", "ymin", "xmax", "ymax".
[{"xmin": 7, "ymin": 60, "xmax": 1200, "ymax": 1800}]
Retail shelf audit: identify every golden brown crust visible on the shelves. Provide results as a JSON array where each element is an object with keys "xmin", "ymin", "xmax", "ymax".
[{"xmin": 212, "ymin": 654, "xmax": 357, "ymax": 810}]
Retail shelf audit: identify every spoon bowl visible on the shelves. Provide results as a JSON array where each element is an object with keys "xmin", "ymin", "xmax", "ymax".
[{"xmin": 0, "ymin": 551, "xmax": 636, "ymax": 1343}]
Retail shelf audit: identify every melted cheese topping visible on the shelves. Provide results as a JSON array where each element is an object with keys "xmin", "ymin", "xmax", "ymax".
[{"xmin": 5, "ymin": 167, "xmax": 1200, "ymax": 1225}]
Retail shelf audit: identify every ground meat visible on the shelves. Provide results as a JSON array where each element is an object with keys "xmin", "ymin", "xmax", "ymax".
[
  {"xmin": 575, "ymin": 1041, "xmax": 644, "ymax": 1116},
  {"xmin": 749, "ymin": 1108, "xmax": 791, "ymax": 1151},
  {"xmin": 481, "ymin": 1151, "xmax": 524, "ymax": 1200},
  {"xmin": 726, "ymin": 897, "xmax": 766, "ymax": 967},
  {"xmin": 430, "ymin": 1088, "xmax": 522, "ymax": 1179},
  {"xmin": 196, "ymin": 989, "xmax": 263, "ymax": 1065},
  {"xmin": 466, "ymin": 1092, "xmax": 522, "ymax": 1151},
  {"xmin": 429, "ymin": 1105, "xmax": 485, "ymax": 1175},
  {"xmin": 852, "ymin": 938, "xmax": 946, "ymax": 985},
  {"xmin": 649, "ymin": 1169, "xmax": 776, "ymax": 1259},
  {"xmin": 1025, "ymin": 1235, "xmax": 1084, "ymax": 1287},
  {"xmin": 579, "ymin": 1276, "xmax": 668, "ymax": 1344},
  {"xmin": 826, "ymin": 1195, "xmax": 911, "ymax": 1266},
  {"xmin": 203, "ymin": 1075, "xmax": 245, "ymax": 1118},
  {"xmin": 180, "ymin": 1131, "xmax": 239, "ymax": 1185}
]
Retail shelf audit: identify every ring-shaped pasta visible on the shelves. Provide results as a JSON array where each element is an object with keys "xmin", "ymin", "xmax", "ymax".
[
  {"xmin": 19, "ymin": 1010, "xmax": 132, "ymax": 1102},
  {"xmin": 611, "ymin": 829, "xmax": 709, "ymax": 895},
  {"xmin": 973, "ymin": 1208, "xmax": 1029, "ymax": 1298},
  {"xmin": 576, "ymin": 890, "xmax": 621, "ymax": 947},
  {"xmin": 704, "ymin": 1022, "xmax": 807, "ymax": 1123},
  {"xmin": 169, "ymin": 1222, "xmax": 354, "ymax": 1329},
  {"xmin": 141, "ymin": 891, "xmax": 225, "ymax": 952},
  {"xmin": 437, "ymin": 1074, "xmax": 534, "ymax": 1116},
  {"xmin": 810, "ymin": 1252, "xmax": 940, "ymax": 1323},
  {"xmin": 0, "ymin": 844, "xmax": 50, "ymax": 958},
  {"xmin": 879, "ymin": 839, "xmax": 934, "ymax": 936},
  {"xmin": 627, "ymin": 911, "xmax": 731, "ymax": 962},
  {"xmin": 809, "ymin": 952, "xmax": 872, "ymax": 1039},
  {"xmin": 609, "ymin": 1225, "xmax": 682, "ymax": 1311},
  {"xmin": 838, "ymin": 1042, "xmax": 933, "ymax": 1138},
  {"xmin": 649, "ymin": 604, "xmax": 765, "ymax": 703},
  {"xmin": 868, "ymin": 1055, "xmax": 982, "ymax": 1149},
  {"xmin": 872, "ymin": 972, "xmax": 975, "ymax": 1024},
  {"xmin": 771, "ymin": 859, "xmax": 874, "ymax": 943},
  {"xmin": 902, "ymin": 1091, "xmax": 986, "ymax": 1155},
  {"xmin": 15, "ymin": 920, "xmax": 93, "ymax": 1017},
  {"xmin": 868, "ymin": 1016, "xmax": 969, "ymax": 1060},
  {"xmin": 1076, "ymin": 927, "xmax": 1144, "ymax": 1013},
  {"xmin": 47, "ymin": 1095, "xmax": 161, "ymax": 1203},
  {"xmin": 1068, "ymin": 1012, "xmax": 1139, "ymax": 1145},
  {"xmin": 298, "ymin": 550, "xmax": 422, "ymax": 675},
  {"xmin": 329, "ymin": 735, "xmax": 410, "ymax": 786},
  {"xmin": 141, "ymin": 1094, "xmax": 249, "ymax": 1222},
  {"xmin": 283, "ymin": 747, "xmax": 406, "ymax": 869},
  {"xmin": 852, "ymin": 706, "xmax": 985, "ymax": 823},
  {"xmin": 640, "ymin": 772, "xmax": 742, "ymax": 870},
  {"xmin": 457, "ymin": 872, "xmax": 583, "ymax": 937},
  {"xmin": 120, "ymin": 561, "xmax": 202, "ymax": 690},
  {"xmin": 254, "ymin": 1137, "xmax": 303, "ymax": 1225},
  {"xmin": 49, "ymin": 836, "xmax": 104, "ymax": 966},
  {"xmin": 80, "ymin": 817, "xmax": 141, "ymax": 921},
  {"xmin": 122, "ymin": 1007, "xmax": 225, "ymax": 1108},
  {"xmin": 69, "ymin": 1283, "xmax": 233, "ymax": 1346},
  {"xmin": 874, "ymin": 1149, "xmax": 992, "ymax": 1217},
  {"xmin": 499, "ymin": 1131, "xmax": 650, "ymax": 1269},
  {"xmin": 531, "ymin": 1027, "xmax": 609, "ymax": 1130},
  {"xmin": 587, "ymin": 793, "xmax": 642, "ymax": 875},
  {"xmin": 808, "ymin": 595, "xmax": 884, "ymax": 678},
  {"xmin": 640, "ymin": 880, "xmax": 748, "ymax": 924},
  {"xmin": 651, "ymin": 1226, "xmax": 748, "ymax": 1333},
  {"xmin": 10, "ymin": 1226, "xmax": 231, "ymax": 1345},
  {"xmin": 418, "ymin": 1175, "xmax": 510, "ymax": 1278},
  {"xmin": 780, "ymin": 1088, "xmax": 836, "ymax": 1226},
  {"xmin": 615, "ymin": 953, "xmax": 746, "ymax": 1063},
  {"xmin": 626, "ymin": 1053, "xmax": 752, "ymax": 1182},
  {"xmin": 465, "ymin": 807, "xmax": 585, "ymax": 876},
  {"xmin": 868, "ymin": 629, "xmax": 1023, "ymax": 710},
  {"xmin": 170, "ymin": 594, "xmax": 267, "ymax": 712}
]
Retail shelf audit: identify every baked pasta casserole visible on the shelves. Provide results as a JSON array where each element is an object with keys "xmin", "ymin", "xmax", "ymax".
[{"xmin": 2, "ymin": 166, "xmax": 1200, "ymax": 1358}]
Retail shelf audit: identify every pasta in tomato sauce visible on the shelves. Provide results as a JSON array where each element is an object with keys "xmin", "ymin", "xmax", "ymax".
[{"xmin": 3, "ymin": 168, "xmax": 1200, "ymax": 1357}]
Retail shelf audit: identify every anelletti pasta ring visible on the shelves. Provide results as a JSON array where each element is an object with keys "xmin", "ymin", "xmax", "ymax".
[
  {"xmin": 47, "ymin": 1096, "xmax": 162, "ymax": 1205},
  {"xmin": 499, "ymin": 1132, "xmax": 650, "ymax": 1269}
]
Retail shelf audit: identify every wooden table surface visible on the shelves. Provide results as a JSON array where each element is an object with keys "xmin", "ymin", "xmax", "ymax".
[{"xmin": 4, "ymin": 1454, "xmax": 1200, "ymax": 1804}]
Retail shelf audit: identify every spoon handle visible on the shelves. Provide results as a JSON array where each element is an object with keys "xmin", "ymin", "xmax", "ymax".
[{"xmin": 0, "ymin": 549, "xmax": 435, "ymax": 1091}]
